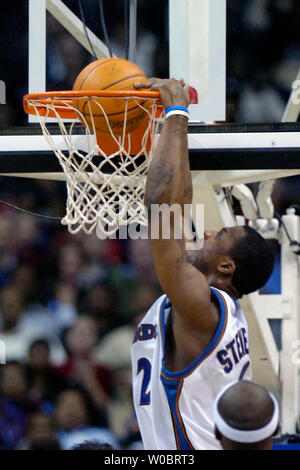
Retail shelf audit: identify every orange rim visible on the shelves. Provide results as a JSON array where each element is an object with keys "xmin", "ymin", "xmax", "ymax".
[{"xmin": 23, "ymin": 90, "xmax": 161, "ymax": 119}]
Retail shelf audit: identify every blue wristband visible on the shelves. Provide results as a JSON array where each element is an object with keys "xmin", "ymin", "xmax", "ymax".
[{"xmin": 165, "ymin": 106, "xmax": 189, "ymax": 115}]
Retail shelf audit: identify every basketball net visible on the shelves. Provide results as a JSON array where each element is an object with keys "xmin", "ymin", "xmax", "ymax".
[{"xmin": 25, "ymin": 93, "xmax": 164, "ymax": 236}]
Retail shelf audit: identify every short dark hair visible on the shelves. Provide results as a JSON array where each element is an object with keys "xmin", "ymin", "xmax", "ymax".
[
  {"xmin": 29, "ymin": 338, "xmax": 50, "ymax": 353},
  {"xmin": 70, "ymin": 440, "xmax": 114, "ymax": 450},
  {"xmin": 229, "ymin": 226, "xmax": 274, "ymax": 297}
]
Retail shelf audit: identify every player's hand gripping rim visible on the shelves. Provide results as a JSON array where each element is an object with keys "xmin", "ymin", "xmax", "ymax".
[{"xmin": 135, "ymin": 77, "xmax": 190, "ymax": 110}]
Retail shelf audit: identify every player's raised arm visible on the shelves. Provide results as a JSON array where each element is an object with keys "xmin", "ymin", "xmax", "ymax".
[{"xmin": 135, "ymin": 78, "xmax": 219, "ymax": 335}]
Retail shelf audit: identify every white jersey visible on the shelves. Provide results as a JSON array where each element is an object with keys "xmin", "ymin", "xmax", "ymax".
[{"xmin": 131, "ymin": 287, "xmax": 252, "ymax": 450}]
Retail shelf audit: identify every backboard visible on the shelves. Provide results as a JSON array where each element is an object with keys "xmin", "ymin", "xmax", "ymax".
[
  {"xmin": 27, "ymin": 0, "xmax": 226, "ymax": 122},
  {"xmin": 1, "ymin": 0, "xmax": 226, "ymax": 124},
  {"xmin": 0, "ymin": 0, "xmax": 299, "ymax": 176}
]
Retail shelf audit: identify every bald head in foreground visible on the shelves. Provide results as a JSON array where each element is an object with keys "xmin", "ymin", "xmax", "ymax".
[{"xmin": 214, "ymin": 381, "xmax": 280, "ymax": 450}]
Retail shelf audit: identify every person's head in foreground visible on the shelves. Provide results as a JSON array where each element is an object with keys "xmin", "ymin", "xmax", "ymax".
[
  {"xmin": 189, "ymin": 226, "xmax": 274, "ymax": 298},
  {"xmin": 214, "ymin": 381, "xmax": 280, "ymax": 450},
  {"xmin": 70, "ymin": 440, "xmax": 114, "ymax": 450}
]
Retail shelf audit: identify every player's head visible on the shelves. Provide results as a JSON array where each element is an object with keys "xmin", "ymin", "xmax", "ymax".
[
  {"xmin": 190, "ymin": 226, "xmax": 274, "ymax": 298},
  {"xmin": 214, "ymin": 381, "xmax": 280, "ymax": 450}
]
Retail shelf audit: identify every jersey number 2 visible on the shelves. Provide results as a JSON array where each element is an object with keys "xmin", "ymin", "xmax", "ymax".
[{"xmin": 137, "ymin": 358, "xmax": 151, "ymax": 405}]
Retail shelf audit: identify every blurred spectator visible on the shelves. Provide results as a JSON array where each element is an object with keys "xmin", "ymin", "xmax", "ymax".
[
  {"xmin": 152, "ymin": 41, "xmax": 169, "ymax": 78},
  {"xmin": 92, "ymin": 325, "xmax": 135, "ymax": 371},
  {"xmin": 271, "ymin": 176, "xmax": 300, "ymax": 215},
  {"xmin": 47, "ymin": 282, "xmax": 78, "ymax": 336},
  {"xmin": 11, "ymin": 264, "xmax": 68, "ymax": 344},
  {"xmin": 238, "ymin": 70, "xmax": 286, "ymax": 122},
  {"xmin": 0, "ymin": 104, "xmax": 17, "ymax": 127},
  {"xmin": 0, "ymin": 284, "xmax": 66, "ymax": 365},
  {"xmin": 106, "ymin": 366, "xmax": 142, "ymax": 447},
  {"xmin": 57, "ymin": 243, "xmax": 83, "ymax": 286},
  {"xmin": 127, "ymin": 239, "xmax": 157, "ymax": 283},
  {"xmin": 0, "ymin": 213, "xmax": 17, "ymax": 287},
  {"xmin": 0, "ymin": 284, "xmax": 36, "ymax": 362},
  {"xmin": 93, "ymin": 282, "xmax": 161, "ymax": 369},
  {"xmin": 109, "ymin": 16, "xmax": 158, "ymax": 77},
  {"xmin": 91, "ymin": 282, "xmax": 160, "ymax": 444},
  {"xmin": 128, "ymin": 281, "xmax": 161, "ymax": 319},
  {"xmin": 57, "ymin": 316, "xmax": 113, "ymax": 414},
  {"xmin": 79, "ymin": 283, "xmax": 115, "ymax": 331},
  {"xmin": 0, "ymin": 362, "xmax": 40, "ymax": 449},
  {"xmin": 17, "ymin": 412, "xmax": 61, "ymax": 450},
  {"xmin": 121, "ymin": 418, "xmax": 144, "ymax": 450},
  {"xmin": 70, "ymin": 440, "xmax": 114, "ymax": 450},
  {"xmin": 11, "ymin": 264, "xmax": 42, "ymax": 306},
  {"xmin": 25, "ymin": 339, "xmax": 68, "ymax": 408},
  {"xmin": 47, "ymin": 13, "xmax": 90, "ymax": 91},
  {"xmin": 55, "ymin": 389, "xmax": 118, "ymax": 450}
]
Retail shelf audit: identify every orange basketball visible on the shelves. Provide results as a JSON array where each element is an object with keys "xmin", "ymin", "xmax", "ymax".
[{"xmin": 73, "ymin": 57, "xmax": 150, "ymax": 136}]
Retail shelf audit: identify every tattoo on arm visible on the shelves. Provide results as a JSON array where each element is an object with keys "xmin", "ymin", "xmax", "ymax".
[
  {"xmin": 173, "ymin": 121, "xmax": 188, "ymax": 138},
  {"xmin": 183, "ymin": 185, "xmax": 193, "ymax": 198},
  {"xmin": 175, "ymin": 252, "xmax": 188, "ymax": 270},
  {"xmin": 147, "ymin": 161, "xmax": 174, "ymax": 185},
  {"xmin": 145, "ymin": 162, "xmax": 175, "ymax": 206},
  {"xmin": 175, "ymin": 251, "xmax": 199, "ymax": 281}
]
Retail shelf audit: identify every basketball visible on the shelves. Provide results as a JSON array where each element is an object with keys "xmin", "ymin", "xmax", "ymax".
[{"xmin": 73, "ymin": 57, "xmax": 150, "ymax": 136}]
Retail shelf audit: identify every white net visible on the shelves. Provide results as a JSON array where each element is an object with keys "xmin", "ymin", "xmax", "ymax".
[{"xmin": 27, "ymin": 94, "xmax": 164, "ymax": 236}]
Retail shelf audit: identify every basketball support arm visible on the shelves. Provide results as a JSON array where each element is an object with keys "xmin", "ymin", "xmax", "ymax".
[
  {"xmin": 192, "ymin": 67, "xmax": 300, "ymax": 430},
  {"xmin": 282, "ymin": 68, "xmax": 300, "ymax": 123},
  {"xmin": 193, "ymin": 68, "xmax": 300, "ymax": 434},
  {"xmin": 233, "ymin": 181, "xmax": 300, "ymax": 434},
  {"xmin": 45, "ymin": 0, "xmax": 111, "ymax": 58},
  {"xmin": 253, "ymin": 68, "xmax": 300, "ymax": 433},
  {"xmin": 192, "ymin": 176, "xmax": 300, "ymax": 435},
  {"xmin": 30, "ymin": 0, "xmax": 139, "ymax": 88},
  {"xmin": 28, "ymin": 0, "xmax": 113, "ymax": 110}
]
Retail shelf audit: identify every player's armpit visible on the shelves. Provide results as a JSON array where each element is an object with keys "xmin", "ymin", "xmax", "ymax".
[{"xmin": 151, "ymin": 238, "xmax": 219, "ymax": 334}]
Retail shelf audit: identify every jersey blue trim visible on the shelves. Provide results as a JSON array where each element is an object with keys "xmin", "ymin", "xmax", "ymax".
[
  {"xmin": 159, "ymin": 288, "xmax": 227, "ymax": 450},
  {"xmin": 238, "ymin": 360, "xmax": 250, "ymax": 380},
  {"xmin": 160, "ymin": 376, "xmax": 193, "ymax": 450},
  {"xmin": 160, "ymin": 287, "xmax": 227, "ymax": 380}
]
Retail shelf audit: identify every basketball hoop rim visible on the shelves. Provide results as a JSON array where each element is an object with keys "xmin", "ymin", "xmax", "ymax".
[
  {"xmin": 21, "ymin": 88, "xmax": 166, "ymax": 236},
  {"xmin": 23, "ymin": 90, "xmax": 161, "ymax": 119}
]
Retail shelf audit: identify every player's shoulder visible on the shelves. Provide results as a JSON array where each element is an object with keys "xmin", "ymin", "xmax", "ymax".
[{"xmin": 210, "ymin": 286, "xmax": 240, "ymax": 317}]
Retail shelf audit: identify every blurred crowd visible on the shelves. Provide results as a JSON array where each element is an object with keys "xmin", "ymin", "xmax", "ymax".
[
  {"xmin": 0, "ymin": 177, "xmax": 162, "ymax": 449},
  {"xmin": 226, "ymin": 0, "xmax": 300, "ymax": 122},
  {"xmin": 0, "ymin": 0, "xmax": 299, "ymax": 451}
]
